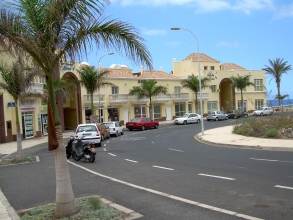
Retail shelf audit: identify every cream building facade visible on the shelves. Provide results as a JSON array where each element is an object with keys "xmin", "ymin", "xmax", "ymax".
[{"xmin": 0, "ymin": 53, "xmax": 266, "ymax": 143}]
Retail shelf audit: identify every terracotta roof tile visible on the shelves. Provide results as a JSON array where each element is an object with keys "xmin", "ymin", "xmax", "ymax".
[
  {"xmin": 220, "ymin": 63, "xmax": 245, "ymax": 70},
  {"xmin": 105, "ymin": 68, "xmax": 134, "ymax": 78},
  {"xmin": 139, "ymin": 71, "xmax": 178, "ymax": 80},
  {"xmin": 184, "ymin": 53, "xmax": 219, "ymax": 63}
]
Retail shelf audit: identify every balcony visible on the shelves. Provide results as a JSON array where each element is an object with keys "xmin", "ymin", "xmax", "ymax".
[
  {"xmin": 26, "ymin": 83, "xmax": 44, "ymax": 94},
  {"xmin": 171, "ymin": 93, "xmax": 189, "ymax": 101},
  {"xmin": 109, "ymin": 94, "xmax": 129, "ymax": 104},
  {"xmin": 83, "ymin": 95, "xmax": 105, "ymax": 104},
  {"xmin": 195, "ymin": 92, "xmax": 209, "ymax": 100}
]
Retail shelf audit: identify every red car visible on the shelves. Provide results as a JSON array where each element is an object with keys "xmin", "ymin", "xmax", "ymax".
[{"xmin": 126, "ymin": 118, "xmax": 159, "ymax": 131}]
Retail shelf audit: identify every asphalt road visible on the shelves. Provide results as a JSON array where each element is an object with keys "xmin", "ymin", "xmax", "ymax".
[{"xmin": 0, "ymin": 119, "xmax": 293, "ymax": 220}]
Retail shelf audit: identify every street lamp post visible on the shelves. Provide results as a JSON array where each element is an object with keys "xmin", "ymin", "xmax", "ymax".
[
  {"xmin": 97, "ymin": 52, "xmax": 114, "ymax": 123},
  {"xmin": 170, "ymin": 27, "xmax": 205, "ymax": 136}
]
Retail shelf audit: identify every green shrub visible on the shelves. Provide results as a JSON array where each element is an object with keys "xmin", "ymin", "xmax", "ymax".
[{"xmin": 265, "ymin": 128, "xmax": 279, "ymax": 138}]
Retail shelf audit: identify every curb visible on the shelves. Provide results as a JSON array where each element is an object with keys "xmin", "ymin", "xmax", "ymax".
[
  {"xmin": 0, "ymin": 187, "xmax": 20, "ymax": 220},
  {"xmin": 193, "ymin": 133, "xmax": 293, "ymax": 152}
]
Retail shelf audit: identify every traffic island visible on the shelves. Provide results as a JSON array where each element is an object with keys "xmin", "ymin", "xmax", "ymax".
[
  {"xmin": 0, "ymin": 155, "xmax": 39, "ymax": 167},
  {"xmin": 18, "ymin": 196, "xmax": 142, "ymax": 220}
]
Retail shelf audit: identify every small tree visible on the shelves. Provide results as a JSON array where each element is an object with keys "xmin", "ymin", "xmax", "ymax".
[
  {"xmin": 263, "ymin": 58, "xmax": 291, "ymax": 108},
  {"xmin": 79, "ymin": 65, "xmax": 111, "ymax": 122},
  {"xmin": 230, "ymin": 75, "xmax": 254, "ymax": 113},
  {"xmin": 181, "ymin": 75, "xmax": 209, "ymax": 112},
  {"xmin": 0, "ymin": 55, "xmax": 40, "ymax": 159},
  {"xmin": 129, "ymin": 80, "xmax": 167, "ymax": 120}
]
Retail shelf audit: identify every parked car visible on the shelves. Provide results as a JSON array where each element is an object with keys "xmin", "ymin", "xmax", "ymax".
[
  {"xmin": 226, "ymin": 110, "xmax": 248, "ymax": 119},
  {"xmin": 103, "ymin": 121, "xmax": 124, "ymax": 137},
  {"xmin": 126, "ymin": 118, "xmax": 159, "ymax": 131},
  {"xmin": 97, "ymin": 123, "xmax": 110, "ymax": 140},
  {"xmin": 75, "ymin": 123, "xmax": 101, "ymax": 147},
  {"xmin": 207, "ymin": 111, "xmax": 228, "ymax": 121},
  {"xmin": 174, "ymin": 113, "xmax": 201, "ymax": 125},
  {"xmin": 253, "ymin": 107, "xmax": 273, "ymax": 116}
]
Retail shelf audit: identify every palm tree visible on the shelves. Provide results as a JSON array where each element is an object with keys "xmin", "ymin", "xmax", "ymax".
[
  {"xmin": 230, "ymin": 75, "xmax": 254, "ymax": 113},
  {"xmin": 78, "ymin": 65, "xmax": 112, "ymax": 122},
  {"xmin": 129, "ymin": 80, "xmax": 167, "ymax": 120},
  {"xmin": 0, "ymin": 0, "xmax": 152, "ymax": 217},
  {"xmin": 0, "ymin": 54, "xmax": 40, "ymax": 160},
  {"xmin": 263, "ymin": 58, "xmax": 291, "ymax": 107},
  {"xmin": 181, "ymin": 75, "xmax": 209, "ymax": 112}
]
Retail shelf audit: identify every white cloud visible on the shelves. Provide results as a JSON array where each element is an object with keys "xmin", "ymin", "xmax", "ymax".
[
  {"xmin": 141, "ymin": 28, "xmax": 167, "ymax": 36},
  {"xmin": 274, "ymin": 3, "xmax": 293, "ymax": 19}
]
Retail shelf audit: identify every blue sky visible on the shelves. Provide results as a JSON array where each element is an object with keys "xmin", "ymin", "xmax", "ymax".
[{"xmin": 84, "ymin": 0, "xmax": 293, "ymax": 99}]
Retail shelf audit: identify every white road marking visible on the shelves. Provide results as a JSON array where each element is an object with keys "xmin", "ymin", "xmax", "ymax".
[
  {"xmin": 35, "ymin": 155, "xmax": 40, "ymax": 162},
  {"xmin": 108, "ymin": 153, "xmax": 117, "ymax": 157},
  {"xmin": 168, "ymin": 148, "xmax": 184, "ymax": 152},
  {"xmin": 274, "ymin": 185, "xmax": 293, "ymax": 191},
  {"xmin": 106, "ymin": 140, "xmax": 110, "ymax": 144},
  {"xmin": 103, "ymin": 144, "xmax": 107, "ymax": 147},
  {"xmin": 152, "ymin": 165, "xmax": 174, "ymax": 171},
  {"xmin": 125, "ymin": 159, "xmax": 138, "ymax": 163},
  {"xmin": 103, "ymin": 148, "xmax": 108, "ymax": 152},
  {"xmin": 250, "ymin": 157, "xmax": 293, "ymax": 163},
  {"xmin": 68, "ymin": 161, "xmax": 264, "ymax": 220},
  {"xmin": 198, "ymin": 173, "xmax": 236, "ymax": 181}
]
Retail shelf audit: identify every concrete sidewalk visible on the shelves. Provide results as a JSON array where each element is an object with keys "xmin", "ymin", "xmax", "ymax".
[
  {"xmin": 0, "ymin": 131, "xmax": 74, "ymax": 156},
  {"xmin": 196, "ymin": 125, "xmax": 293, "ymax": 151}
]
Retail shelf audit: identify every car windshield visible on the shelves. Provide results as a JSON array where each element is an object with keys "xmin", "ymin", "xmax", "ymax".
[
  {"xmin": 76, "ymin": 125, "xmax": 97, "ymax": 133},
  {"xmin": 183, "ymin": 114, "xmax": 189, "ymax": 118},
  {"xmin": 104, "ymin": 123, "xmax": 115, "ymax": 128},
  {"xmin": 131, "ymin": 118, "xmax": 142, "ymax": 122}
]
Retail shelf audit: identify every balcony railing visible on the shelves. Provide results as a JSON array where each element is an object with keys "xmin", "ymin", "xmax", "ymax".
[
  {"xmin": 83, "ymin": 95, "xmax": 105, "ymax": 103},
  {"xmin": 109, "ymin": 94, "xmax": 129, "ymax": 103},
  {"xmin": 171, "ymin": 93, "xmax": 189, "ymax": 101},
  {"xmin": 26, "ymin": 83, "xmax": 44, "ymax": 94}
]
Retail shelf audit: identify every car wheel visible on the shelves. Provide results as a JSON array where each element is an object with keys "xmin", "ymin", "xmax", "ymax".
[
  {"xmin": 116, "ymin": 131, "xmax": 119, "ymax": 137},
  {"xmin": 183, "ymin": 120, "xmax": 187, "ymax": 125},
  {"xmin": 96, "ymin": 142, "xmax": 101, "ymax": 147},
  {"xmin": 215, "ymin": 117, "xmax": 218, "ymax": 121},
  {"xmin": 155, "ymin": 125, "xmax": 159, "ymax": 129},
  {"xmin": 121, "ymin": 131, "xmax": 124, "ymax": 135},
  {"xmin": 141, "ymin": 126, "xmax": 145, "ymax": 131},
  {"xmin": 129, "ymin": 128, "xmax": 132, "ymax": 131}
]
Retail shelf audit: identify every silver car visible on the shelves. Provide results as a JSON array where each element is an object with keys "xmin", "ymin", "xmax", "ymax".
[{"xmin": 207, "ymin": 111, "xmax": 228, "ymax": 121}]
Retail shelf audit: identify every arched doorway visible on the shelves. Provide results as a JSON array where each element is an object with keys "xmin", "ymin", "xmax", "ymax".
[
  {"xmin": 62, "ymin": 72, "xmax": 82, "ymax": 130},
  {"xmin": 219, "ymin": 78, "xmax": 235, "ymax": 112}
]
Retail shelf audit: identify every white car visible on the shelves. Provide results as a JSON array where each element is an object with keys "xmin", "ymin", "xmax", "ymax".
[
  {"xmin": 253, "ymin": 107, "xmax": 273, "ymax": 116},
  {"xmin": 207, "ymin": 111, "xmax": 228, "ymax": 121},
  {"xmin": 175, "ymin": 113, "xmax": 201, "ymax": 125},
  {"xmin": 103, "ymin": 121, "xmax": 124, "ymax": 137},
  {"xmin": 75, "ymin": 123, "xmax": 101, "ymax": 147}
]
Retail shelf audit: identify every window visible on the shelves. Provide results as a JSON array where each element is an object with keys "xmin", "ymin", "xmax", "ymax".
[
  {"xmin": 204, "ymin": 66, "xmax": 208, "ymax": 70},
  {"xmin": 174, "ymin": 86, "xmax": 181, "ymax": 94},
  {"xmin": 237, "ymin": 100, "xmax": 247, "ymax": 112},
  {"xmin": 254, "ymin": 79, "xmax": 263, "ymax": 91},
  {"xmin": 255, "ymin": 99, "xmax": 264, "ymax": 110},
  {"xmin": 207, "ymin": 101, "xmax": 218, "ymax": 113},
  {"xmin": 210, "ymin": 85, "xmax": 217, "ymax": 93},
  {"xmin": 175, "ymin": 102, "xmax": 186, "ymax": 117},
  {"xmin": 134, "ymin": 105, "xmax": 146, "ymax": 118},
  {"xmin": 210, "ymin": 66, "xmax": 215, "ymax": 70},
  {"xmin": 153, "ymin": 104, "xmax": 161, "ymax": 120},
  {"xmin": 188, "ymin": 102, "xmax": 192, "ymax": 113},
  {"xmin": 112, "ymin": 86, "xmax": 119, "ymax": 95}
]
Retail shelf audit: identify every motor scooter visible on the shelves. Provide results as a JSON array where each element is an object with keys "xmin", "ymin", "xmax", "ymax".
[{"xmin": 66, "ymin": 136, "xmax": 96, "ymax": 163}]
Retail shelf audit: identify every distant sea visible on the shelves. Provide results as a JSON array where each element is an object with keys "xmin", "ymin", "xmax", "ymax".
[{"xmin": 267, "ymin": 99, "xmax": 293, "ymax": 106}]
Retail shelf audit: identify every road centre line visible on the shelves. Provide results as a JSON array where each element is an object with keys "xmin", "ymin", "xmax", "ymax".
[
  {"xmin": 274, "ymin": 185, "xmax": 293, "ymax": 191},
  {"xmin": 108, "ymin": 153, "xmax": 117, "ymax": 157},
  {"xmin": 68, "ymin": 161, "xmax": 263, "ymax": 220},
  {"xmin": 152, "ymin": 165, "xmax": 174, "ymax": 171},
  {"xmin": 125, "ymin": 159, "xmax": 138, "ymax": 163},
  {"xmin": 168, "ymin": 148, "xmax": 184, "ymax": 152},
  {"xmin": 198, "ymin": 173, "xmax": 236, "ymax": 181},
  {"xmin": 250, "ymin": 157, "xmax": 293, "ymax": 163}
]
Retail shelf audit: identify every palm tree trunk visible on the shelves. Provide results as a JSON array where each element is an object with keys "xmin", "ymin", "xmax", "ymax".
[
  {"xmin": 14, "ymin": 98, "xmax": 22, "ymax": 160},
  {"xmin": 90, "ymin": 92, "xmax": 94, "ymax": 118},
  {"xmin": 241, "ymin": 90, "xmax": 244, "ymax": 112},
  {"xmin": 98, "ymin": 88, "xmax": 101, "ymax": 123},
  {"xmin": 48, "ymin": 67, "xmax": 77, "ymax": 217},
  {"xmin": 195, "ymin": 92, "xmax": 198, "ymax": 113},
  {"xmin": 149, "ymin": 97, "xmax": 153, "ymax": 120},
  {"xmin": 277, "ymin": 81, "xmax": 281, "ymax": 109}
]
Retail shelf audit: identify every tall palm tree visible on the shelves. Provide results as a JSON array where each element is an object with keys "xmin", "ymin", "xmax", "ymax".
[
  {"xmin": 263, "ymin": 58, "xmax": 291, "ymax": 107},
  {"xmin": 0, "ymin": 54, "xmax": 40, "ymax": 160},
  {"xmin": 181, "ymin": 75, "xmax": 209, "ymax": 112},
  {"xmin": 129, "ymin": 80, "xmax": 167, "ymax": 120},
  {"xmin": 230, "ymin": 75, "xmax": 254, "ymax": 113},
  {"xmin": 78, "ymin": 65, "xmax": 112, "ymax": 122},
  {"xmin": 0, "ymin": 0, "xmax": 152, "ymax": 217}
]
